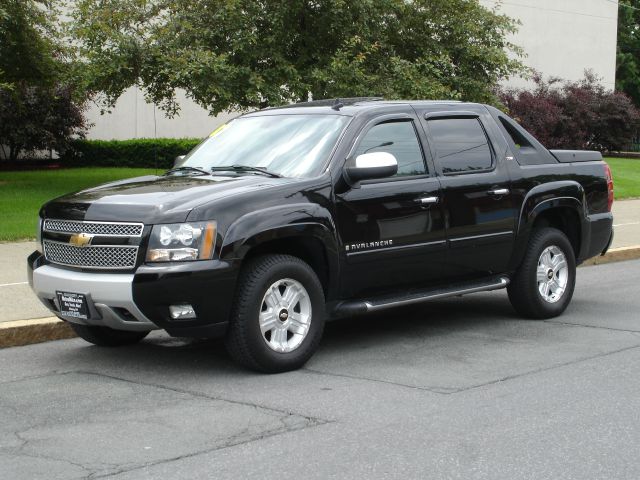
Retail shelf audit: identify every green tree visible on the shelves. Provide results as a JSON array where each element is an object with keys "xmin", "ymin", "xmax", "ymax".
[
  {"xmin": 0, "ymin": 0, "xmax": 61, "ymax": 88},
  {"xmin": 0, "ymin": 0, "xmax": 88, "ymax": 160},
  {"xmin": 70, "ymin": 0, "xmax": 525, "ymax": 116},
  {"xmin": 617, "ymin": 0, "xmax": 640, "ymax": 105}
]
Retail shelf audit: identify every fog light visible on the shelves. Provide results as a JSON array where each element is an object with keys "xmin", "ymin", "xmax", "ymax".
[{"xmin": 169, "ymin": 304, "xmax": 196, "ymax": 320}]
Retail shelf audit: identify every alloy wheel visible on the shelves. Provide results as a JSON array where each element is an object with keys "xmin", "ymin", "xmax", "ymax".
[
  {"xmin": 259, "ymin": 278, "xmax": 312, "ymax": 353},
  {"xmin": 536, "ymin": 245, "xmax": 569, "ymax": 303}
]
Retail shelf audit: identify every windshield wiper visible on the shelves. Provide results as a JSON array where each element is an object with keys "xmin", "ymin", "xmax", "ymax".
[
  {"xmin": 164, "ymin": 166, "xmax": 211, "ymax": 176},
  {"xmin": 210, "ymin": 165, "xmax": 283, "ymax": 178}
]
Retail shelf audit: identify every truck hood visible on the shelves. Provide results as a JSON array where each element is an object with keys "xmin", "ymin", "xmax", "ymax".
[{"xmin": 42, "ymin": 174, "xmax": 291, "ymax": 223}]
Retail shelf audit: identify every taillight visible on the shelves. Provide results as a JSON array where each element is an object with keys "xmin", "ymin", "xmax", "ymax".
[{"xmin": 604, "ymin": 163, "xmax": 614, "ymax": 212}]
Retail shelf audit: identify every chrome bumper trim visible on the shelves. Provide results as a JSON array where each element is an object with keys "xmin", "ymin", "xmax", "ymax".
[{"xmin": 32, "ymin": 265, "xmax": 158, "ymax": 332}]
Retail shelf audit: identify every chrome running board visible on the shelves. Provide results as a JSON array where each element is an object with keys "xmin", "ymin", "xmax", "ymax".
[{"xmin": 332, "ymin": 275, "xmax": 510, "ymax": 317}]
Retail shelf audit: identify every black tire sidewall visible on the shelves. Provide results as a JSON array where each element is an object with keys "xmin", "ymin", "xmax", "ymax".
[
  {"xmin": 229, "ymin": 255, "xmax": 325, "ymax": 372},
  {"xmin": 510, "ymin": 227, "xmax": 576, "ymax": 318}
]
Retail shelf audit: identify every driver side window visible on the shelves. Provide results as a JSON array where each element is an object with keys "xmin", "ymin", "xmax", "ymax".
[{"xmin": 354, "ymin": 121, "xmax": 427, "ymax": 177}]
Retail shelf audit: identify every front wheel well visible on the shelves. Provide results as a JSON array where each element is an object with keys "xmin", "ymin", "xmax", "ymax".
[
  {"xmin": 532, "ymin": 207, "xmax": 581, "ymax": 258},
  {"xmin": 242, "ymin": 237, "xmax": 330, "ymax": 298}
]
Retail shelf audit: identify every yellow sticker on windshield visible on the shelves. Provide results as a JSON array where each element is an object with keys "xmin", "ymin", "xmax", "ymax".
[{"xmin": 209, "ymin": 123, "xmax": 229, "ymax": 138}]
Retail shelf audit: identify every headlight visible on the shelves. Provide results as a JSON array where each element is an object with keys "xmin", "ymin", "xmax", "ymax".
[
  {"xmin": 146, "ymin": 222, "xmax": 216, "ymax": 262},
  {"xmin": 36, "ymin": 218, "xmax": 43, "ymax": 253}
]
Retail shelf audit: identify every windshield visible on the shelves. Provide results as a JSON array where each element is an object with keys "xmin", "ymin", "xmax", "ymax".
[{"xmin": 180, "ymin": 114, "xmax": 350, "ymax": 178}]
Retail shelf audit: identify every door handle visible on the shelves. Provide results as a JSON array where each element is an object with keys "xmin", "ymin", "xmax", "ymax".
[
  {"xmin": 488, "ymin": 188, "xmax": 509, "ymax": 196},
  {"xmin": 417, "ymin": 196, "xmax": 439, "ymax": 205}
]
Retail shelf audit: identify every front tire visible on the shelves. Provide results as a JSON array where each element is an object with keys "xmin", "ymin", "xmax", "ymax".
[
  {"xmin": 508, "ymin": 227, "xmax": 576, "ymax": 319},
  {"xmin": 69, "ymin": 323, "xmax": 150, "ymax": 346},
  {"xmin": 225, "ymin": 254, "xmax": 326, "ymax": 373}
]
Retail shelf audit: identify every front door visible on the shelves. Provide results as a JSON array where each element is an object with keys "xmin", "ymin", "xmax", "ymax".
[
  {"xmin": 335, "ymin": 114, "xmax": 446, "ymax": 297},
  {"xmin": 420, "ymin": 112, "xmax": 516, "ymax": 278}
]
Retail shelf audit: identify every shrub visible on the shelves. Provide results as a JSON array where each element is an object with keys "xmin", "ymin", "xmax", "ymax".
[
  {"xmin": 0, "ymin": 84, "xmax": 88, "ymax": 161},
  {"xmin": 61, "ymin": 138, "xmax": 203, "ymax": 168},
  {"xmin": 499, "ymin": 71, "xmax": 640, "ymax": 152}
]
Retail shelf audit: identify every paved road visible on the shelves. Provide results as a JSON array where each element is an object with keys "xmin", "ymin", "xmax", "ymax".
[
  {"xmin": 1, "ymin": 198, "xmax": 638, "ymax": 323},
  {"xmin": 1, "ymin": 259, "xmax": 639, "ymax": 479}
]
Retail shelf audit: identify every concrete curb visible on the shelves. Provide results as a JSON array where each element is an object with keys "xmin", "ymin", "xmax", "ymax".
[
  {"xmin": 1, "ymin": 246, "xmax": 639, "ymax": 349},
  {"xmin": 581, "ymin": 246, "xmax": 640, "ymax": 266},
  {"xmin": 0, "ymin": 317, "xmax": 76, "ymax": 348}
]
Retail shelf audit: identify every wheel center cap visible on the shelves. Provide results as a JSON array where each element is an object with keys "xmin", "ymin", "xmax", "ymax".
[
  {"xmin": 547, "ymin": 269, "xmax": 554, "ymax": 280},
  {"xmin": 278, "ymin": 309, "xmax": 289, "ymax": 321}
]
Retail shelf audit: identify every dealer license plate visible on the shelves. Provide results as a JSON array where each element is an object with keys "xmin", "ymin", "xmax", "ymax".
[{"xmin": 56, "ymin": 291, "xmax": 90, "ymax": 320}]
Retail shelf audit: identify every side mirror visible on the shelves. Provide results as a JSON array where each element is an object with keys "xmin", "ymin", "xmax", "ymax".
[
  {"xmin": 174, "ymin": 155, "xmax": 185, "ymax": 167},
  {"xmin": 344, "ymin": 152, "xmax": 398, "ymax": 186}
]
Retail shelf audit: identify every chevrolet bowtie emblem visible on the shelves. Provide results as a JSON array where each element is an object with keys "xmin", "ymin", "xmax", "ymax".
[{"xmin": 69, "ymin": 233, "xmax": 94, "ymax": 247}]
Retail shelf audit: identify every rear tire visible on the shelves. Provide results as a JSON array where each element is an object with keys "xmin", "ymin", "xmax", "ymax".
[
  {"xmin": 225, "ymin": 254, "xmax": 326, "ymax": 373},
  {"xmin": 508, "ymin": 227, "xmax": 576, "ymax": 319},
  {"xmin": 69, "ymin": 323, "xmax": 150, "ymax": 346}
]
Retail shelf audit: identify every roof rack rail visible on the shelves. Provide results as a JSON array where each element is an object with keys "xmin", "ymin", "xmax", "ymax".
[{"xmin": 288, "ymin": 97, "xmax": 384, "ymax": 108}]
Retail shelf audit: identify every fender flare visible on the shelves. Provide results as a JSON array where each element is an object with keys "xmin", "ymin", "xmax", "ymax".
[
  {"xmin": 219, "ymin": 203, "xmax": 340, "ymax": 295},
  {"xmin": 509, "ymin": 181, "xmax": 587, "ymax": 270}
]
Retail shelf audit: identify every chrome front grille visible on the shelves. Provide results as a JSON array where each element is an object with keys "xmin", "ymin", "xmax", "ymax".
[
  {"xmin": 43, "ymin": 241, "xmax": 138, "ymax": 269},
  {"xmin": 44, "ymin": 219, "xmax": 143, "ymax": 237},
  {"xmin": 42, "ymin": 218, "xmax": 144, "ymax": 269}
]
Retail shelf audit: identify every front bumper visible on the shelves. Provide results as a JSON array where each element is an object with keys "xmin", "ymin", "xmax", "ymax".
[
  {"xmin": 28, "ymin": 252, "xmax": 239, "ymax": 337},
  {"xmin": 31, "ymin": 263, "xmax": 157, "ymax": 332}
]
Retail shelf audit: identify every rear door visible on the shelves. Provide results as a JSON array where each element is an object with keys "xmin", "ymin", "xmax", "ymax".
[
  {"xmin": 334, "ymin": 111, "xmax": 446, "ymax": 297},
  {"xmin": 418, "ymin": 111, "xmax": 516, "ymax": 278}
]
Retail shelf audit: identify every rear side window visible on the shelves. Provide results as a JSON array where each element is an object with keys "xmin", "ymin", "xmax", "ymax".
[
  {"xmin": 428, "ymin": 118, "xmax": 492, "ymax": 174},
  {"xmin": 354, "ymin": 121, "xmax": 426, "ymax": 177},
  {"xmin": 498, "ymin": 116, "xmax": 533, "ymax": 149}
]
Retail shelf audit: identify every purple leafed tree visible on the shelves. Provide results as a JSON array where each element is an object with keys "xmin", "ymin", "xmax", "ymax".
[
  {"xmin": 0, "ymin": 84, "xmax": 87, "ymax": 162},
  {"xmin": 499, "ymin": 71, "xmax": 640, "ymax": 152}
]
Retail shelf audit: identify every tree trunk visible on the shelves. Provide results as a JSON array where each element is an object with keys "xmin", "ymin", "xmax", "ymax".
[
  {"xmin": 9, "ymin": 143, "xmax": 21, "ymax": 162},
  {"xmin": 0, "ymin": 143, "xmax": 8, "ymax": 161}
]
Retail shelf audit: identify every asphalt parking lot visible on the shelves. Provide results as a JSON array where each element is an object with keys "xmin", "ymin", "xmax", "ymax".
[{"xmin": 1, "ymin": 259, "xmax": 640, "ymax": 479}]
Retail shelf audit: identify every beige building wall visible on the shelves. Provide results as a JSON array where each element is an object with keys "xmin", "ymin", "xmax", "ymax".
[
  {"xmin": 480, "ymin": 0, "xmax": 618, "ymax": 89},
  {"xmin": 85, "ymin": 0, "xmax": 620, "ymax": 140},
  {"xmin": 85, "ymin": 88, "xmax": 235, "ymax": 141}
]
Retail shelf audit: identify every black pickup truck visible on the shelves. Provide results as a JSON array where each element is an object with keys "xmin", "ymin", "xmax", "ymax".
[{"xmin": 28, "ymin": 98, "xmax": 614, "ymax": 372}]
